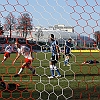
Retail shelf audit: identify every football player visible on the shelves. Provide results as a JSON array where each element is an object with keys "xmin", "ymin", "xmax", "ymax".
[
  {"xmin": 48, "ymin": 34, "xmax": 61, "ymax": 78},
  {"xmin": 1, "ymin": 44, "xmax": 13, "ymax": 64},
  {"xmin": 13, "ymin": 42, "xmax": 35, "ymax": 77},
  {"xmin": 63, "ymin": 38, "xmax": 72, "ymax": 66}
]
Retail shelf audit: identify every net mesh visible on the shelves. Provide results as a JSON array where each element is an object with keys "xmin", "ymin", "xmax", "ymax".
[{"xmin": 0, "ymin": 0, "xmax": 100, "ymax": 100}]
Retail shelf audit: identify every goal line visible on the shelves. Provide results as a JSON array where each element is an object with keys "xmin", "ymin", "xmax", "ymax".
[{"xmin": 3, "ymin": 79, "xmax": 100, "ymax": 82}]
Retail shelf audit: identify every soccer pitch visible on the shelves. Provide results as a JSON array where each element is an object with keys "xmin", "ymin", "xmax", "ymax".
[{"xmin": 0, "ymin": 52, "xmax": 100, "ymax": 100}]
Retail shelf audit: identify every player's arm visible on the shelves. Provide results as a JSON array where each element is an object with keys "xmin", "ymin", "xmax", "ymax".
[
  {"xmin": 56, "ymin": 45, "xmax": 60, "ymax": 54},
  {"xmin": 11, "ymin": 46, "xmax": 14, "ymax": 52},
  {"xmin": 57, "ymin": 46, "xmax": 60, "ymax": 59},
  {"xmin": 4, "ymin": 46, "xmax": 9, "ymax": 52},
  {"xmin": 56, "ymin": 41, "xmax": 60, "ymax": 58},
  {"xmin": 64, "ymin": 45, "xmax": 66, "ymax": 55},
  {"xmin": 12, "ymin": 53, "xmax": 21, "ymax": 64},
  {"xmin": 30, "ymin": 49, "xmax": 34, "ymax": 61}
]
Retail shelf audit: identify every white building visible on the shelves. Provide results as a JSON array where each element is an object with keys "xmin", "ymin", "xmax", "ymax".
[
  {"xmin": 3, "ymin": 25, "xmax": 75, "ymax": 42},
  {"xmin": 49, "ymin": 24, "xmax": 74, "ymax": 32}
]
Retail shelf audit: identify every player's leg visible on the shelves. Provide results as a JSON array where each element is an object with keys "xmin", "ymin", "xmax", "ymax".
[
  {"xmin": 0, "ymin": 77, "xmax": 8, "ymax": 89},
  {"xmin": 64, "ymin": 55, "xmax": 70, "ymax": 66},
  {"xmin": 1, "ymin": 52, "xmax": 10, "ymax": 64},
  {"xmin": 54, "ymin": 65, "xmax": 61, "ymax": 77},
  {"xmin": 64, "ymin": 48, "xmax": 71, "ymax": 66},
  {"xmin": 48, "ymin": 56, "xmax": 55, "ymax": 78},
  {"xmin": 1, "ymin": 56, "xmax": 7, "ymax": 64},
  {"xmin": 48, "ymin": 61, "xmax": 55, "ymax": 78},
  {"xmin": 14, "ymin": 62, "xmax": 26, "ymax": 77},
  {"xmin": 48, "ymin": 55, "xmax": 61, "ymax": 78},
  {"xmin": 27, "ymin": 63, "xmax": 35, "ymax": 75},
  {"xmin": 25, "ymin": 58, "xmax": 35, "ymax": 75},
  {"xmin": 64, "ymin": 55, "xmax": 68, "ymax": 66},
  {"xmin": 54, "ymin": 55, "xmax": 61, "ymax": 77},
  {"xmin": 28, "ymin": 65, "xmax": 35, "ymax": 75}
]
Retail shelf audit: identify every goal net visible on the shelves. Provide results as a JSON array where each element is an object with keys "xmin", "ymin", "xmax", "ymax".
[{"xmin": 0, "ymin": 0, "xmax": 100, "ymax": 100}]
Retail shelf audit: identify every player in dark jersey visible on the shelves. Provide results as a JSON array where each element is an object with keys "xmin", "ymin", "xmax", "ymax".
[
  {"xmin": 48, "ymin": 34, "xmax": 61, "ymax": 78},
  {"xmin": 64, "ymin": 38, "xmax": 72, "ymax": 66}
]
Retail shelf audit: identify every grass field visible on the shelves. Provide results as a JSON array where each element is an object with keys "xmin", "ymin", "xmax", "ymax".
[{"xmin": 0, "ymin": 52, "xmax": 100, "ymax": 100}]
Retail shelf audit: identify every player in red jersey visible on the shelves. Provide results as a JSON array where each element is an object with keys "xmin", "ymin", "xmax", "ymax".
[
  {"xmin": 1, "ymin": 44, "xmax": 13, "ymax": 64},
  {"xmin": 13, "ymin": 42, "xmax": 35, "ymax": 77}
]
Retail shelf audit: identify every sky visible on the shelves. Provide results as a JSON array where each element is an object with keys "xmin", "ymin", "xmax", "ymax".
[{"xmin": 0, "ymin": 0, "xmax": 100, "ymax": 39}]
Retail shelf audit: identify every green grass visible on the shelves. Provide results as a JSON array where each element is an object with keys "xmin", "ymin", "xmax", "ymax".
[{"xmin": 0, "ymin": 52, "xmax": 100, "ymax": 100}]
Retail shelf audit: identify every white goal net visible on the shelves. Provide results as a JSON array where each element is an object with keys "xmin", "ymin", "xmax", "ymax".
[{"xmin": 0, "ymin": 0, "xmax": 99, "ymax": 100}]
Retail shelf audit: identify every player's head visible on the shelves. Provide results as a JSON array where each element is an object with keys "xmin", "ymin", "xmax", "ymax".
[
  {"xmin": 8, "ymin": 44, "xmax": 11, "ymax": 46},
  {"xmin": 50, "ymin": 34, "xmax": 54, "ymax": 41},
  {"xmin": 68, "ymin": 38, "xmax": 72, "ymax": 43},
  {"xmin": 15, "ymin": 42, "xmax": 20, "ymax": 48}
]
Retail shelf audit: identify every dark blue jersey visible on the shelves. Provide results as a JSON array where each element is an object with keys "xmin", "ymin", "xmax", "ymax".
[
  {"xmin": 51, "ymin": 40, "xmax": 58, "ymax": 56},
  {"xmin": 65, "ymin": 41, "xmax": 72, "ymax": 54}
]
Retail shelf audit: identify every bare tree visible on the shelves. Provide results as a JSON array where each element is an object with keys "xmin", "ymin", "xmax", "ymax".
[
  {"xmin": 17, "ymin": 13, "xmax": 33, "ymax": 38},
  {"xmin": 0, "ymin": 21, "xmax": 4, "ymax": 35},
  {"xmin": 35, "ymin": 28, "xmax": 44, "ymax": 41},
  {"xmin": 94, "ymin": 31, "xmax": 100, "ymax": 44},
  {"xmin": 94, "ymin": 31, "xmax": 100, "ymax": 49},
  {"xmin": 4, "ymin": 13, "xmax": 16, "ymax": 38}
]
